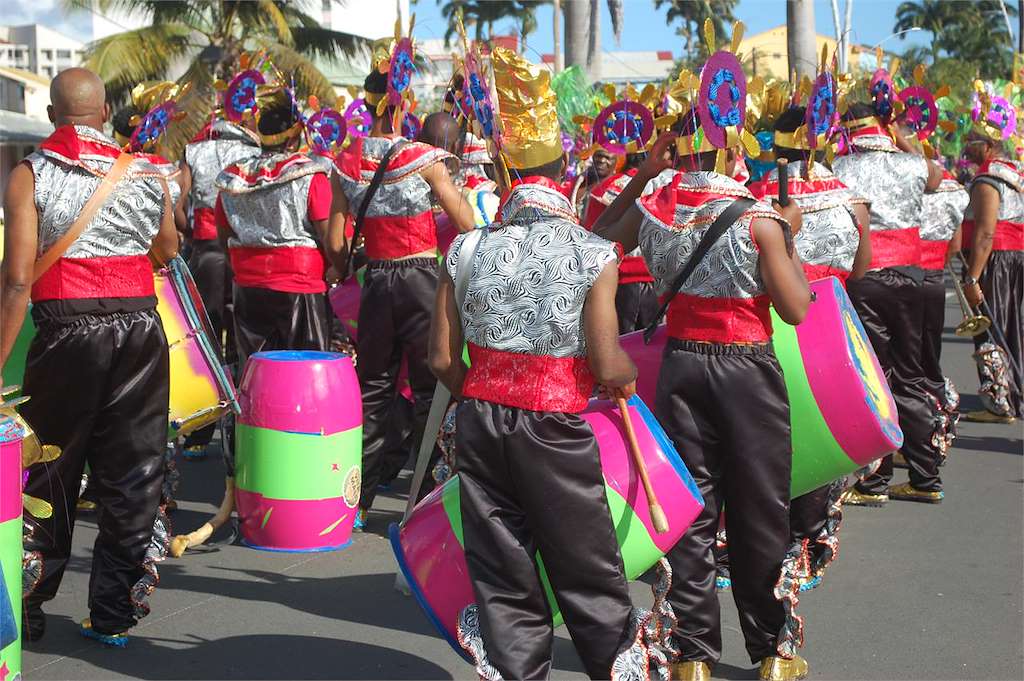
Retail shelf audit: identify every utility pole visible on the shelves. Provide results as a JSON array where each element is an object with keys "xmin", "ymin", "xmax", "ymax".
[{"xmin": 553, "ymin": 0, "xmax": 563, "ymax": 72}]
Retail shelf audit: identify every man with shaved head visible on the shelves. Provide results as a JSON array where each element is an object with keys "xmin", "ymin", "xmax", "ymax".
[{"xmin": 1, "ymin": 67, "xmax": 180, "ymax": 646}]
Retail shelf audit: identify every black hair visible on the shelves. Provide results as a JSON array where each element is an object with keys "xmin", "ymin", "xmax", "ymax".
[
  {"xmin": 365, "ymin": 70, "xmax": 387, "ymax": 95},
  {"xmin": 257, "ymin": 99, "xmax": 299, "ymax": 139},
  {"xmin": 112, "ymin": 105, "xmax": 140, "ymax": 138},
  {"xmin": 772, "ymin": 105, "xmax": 824, "ymax": 163},
  {"xmin": 843, "ymin": 102, "xmax": 877, "ymax": 123},
  {"xmin": 514, "ymin": 155, "xmax": 564, "ymax": 181},
  {"xmin": 624, "ymin": 152, "xmax": 646, "ymax": 171}
]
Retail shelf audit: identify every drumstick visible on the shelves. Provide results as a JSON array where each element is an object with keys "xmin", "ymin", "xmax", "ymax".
[
  {"xmin": 169, "ymin": 478, "xmax": 235, "ymax": 557},
  {"xmin": 616, "ymin": 397, "xmax": 670, "ymax": 534},
  {"xmin": 776, "ymin": 158, "xmax": 790, "ymax": 206}
]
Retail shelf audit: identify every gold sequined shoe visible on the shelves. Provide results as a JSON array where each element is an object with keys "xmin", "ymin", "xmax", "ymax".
[
  {"xmin": 759, "ymin": 655, "xmax": 809, "ymax": 681},
  {"xmin": 76, "ymin": 499, "xmax": 97, "ymax": 513},
  {"xmin": 888, "ymin": 482, "xmax": 943, "ymax": 504},
  {"xmin": 962, "ymin": 409, "xmax": 1016, "ymax": 424},
  {"xmin": 840, "ymin": 486, "xmax": 888, "ymax": 506},
  {"xmin": 671, "ymin": 660, "xmax": 711, "ymax": 681}
]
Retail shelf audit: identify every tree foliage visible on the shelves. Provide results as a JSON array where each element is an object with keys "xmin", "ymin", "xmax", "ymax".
[{"xmin": 655, "ymin": 0, "xmax": 738, "ymax": 60}]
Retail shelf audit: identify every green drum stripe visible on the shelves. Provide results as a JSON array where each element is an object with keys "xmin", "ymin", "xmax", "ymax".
[
  {"xmin": 771, "ymin": 312, "xmax": 858, "ymax": 497},
  {"xmin": 235, "ymin": 424, "xmax": 362, "ymax": 500},
  {"xmin": 0, "ymin": 518, "xmax": 22, "ymax": 677}
]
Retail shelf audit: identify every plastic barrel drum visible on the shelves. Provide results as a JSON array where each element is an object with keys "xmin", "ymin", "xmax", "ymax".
[
  {"xmin": 0, "ymin": 416, "xmax": 23, "ymax": 679},
  {"xmin": 235, "ymin": 351, "xmax": 362, "ymax": 552},
  {"xmin": 621, "ymin": 276, "xmax": 903, "ymax": 497},
  {"xmin": 390, "ymin": 395, "xmax": 704, "ymax": 660}
]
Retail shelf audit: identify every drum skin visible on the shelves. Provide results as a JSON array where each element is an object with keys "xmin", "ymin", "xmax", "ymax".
[
  {"xmin": 0, "ymin": 420, "xmax": 23, "ymax": 679},
  {"xmin": 235, "ymin": 351, "xmax": 363, "ymax": 552},
  {"xmin": 621, "ymin": 277, "xmax": 903, "ymax": 497},
  {"xmin": 156, "ymin": 257, "xmax": 239, "ymax": 437},
  {"xmin": 390, "ymin": 396, "xmax": 704, "ymax": 660}
]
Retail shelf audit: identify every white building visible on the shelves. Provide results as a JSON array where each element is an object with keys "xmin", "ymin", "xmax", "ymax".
[{"xmin": 0, "ymin": 24, "xmax": 84, "ymax": 80}]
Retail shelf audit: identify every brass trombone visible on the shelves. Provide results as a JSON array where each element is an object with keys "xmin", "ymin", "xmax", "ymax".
[{"xmin": 947, "ymin": 263, "xmax": 991, "ymax": 338}]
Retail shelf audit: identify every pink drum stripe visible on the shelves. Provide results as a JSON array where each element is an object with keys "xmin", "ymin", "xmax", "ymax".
[
  {"xmin": 239, "ymin": 354, "xmax": 361, "ymax": 435},
  {"xmin": 235, "ymin": 488, "xmax": 355, "ymax": 551},
  {"xmin": 798, "ymin": 278, "xmax": 902, "ymax": 464},
  {"xmin": 0, "ymin": 440, "xmax": 21, "ymax": 523},
  {"xmin": 583, "ymin": 403, "xmax": 703, "ymax": 554}
]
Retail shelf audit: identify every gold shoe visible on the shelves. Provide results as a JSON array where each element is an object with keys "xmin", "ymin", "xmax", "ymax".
[
  {"xmin": 759, "ymin": 655, "xmax": 809, "ymax": 681},
  {"xmin": 671, "ymin": 660, "xmax": 712, "ymax": 681},
  {"xmin": 840, "ymin": 486, "xmax": 888, "ymax": 507},
  {"xmin": 962, "ymin": 410, "xmax": 1017, "ymax": 424},
  {"xmin": 76, "ymin": 499, "xmax": 97, "ymax": 513},
  {"xmin": 888, "ymin": 482, "xmax": 943, "ymax": 504}
]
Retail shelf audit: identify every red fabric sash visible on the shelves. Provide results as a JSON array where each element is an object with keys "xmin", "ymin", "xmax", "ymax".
[
  {"xmin": 619, "ymin": 255, "xmax": 653, "ymax": 284},
  {"xmin": 803, "ymin": 263, "xmax": 850, "ymax": 283},
  {"xmin": 919, "ymin": 240, "xmax": 949, "ymax": 271},
  {"xmin": 461, "ymin": 343, "xmax": 595, "ymax": 413},
  {"xmin": 666, "ymin": 292, "xmax": 773, "ymax": 344},
  {"xmin": 961, "ymin": 219, "xmax": 1024, "ymax": 252},
  {"xmin": 32, "ymin": 255, "xmax": 154, "ymax": 301},
  {"xmin": 362, "ymin": 211, "xmax": 438, "ymax": 260},
  {"xmin": 192, "ymin": 207, "xmax": 218, "ymax": 241},
  {"xmin": 229, "ymin": 246, "xmax": 326, "ymax": 293},
  {"xmin": 868, "ymin": 227, "xmax": 921, "ymax": 269}
]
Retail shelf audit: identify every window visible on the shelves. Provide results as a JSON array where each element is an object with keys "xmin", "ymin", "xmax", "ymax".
[
  {"xmin": 43, "ymin": 66, "xmax": 53, "ymax": 78},
  {"xmin": 56, "ymin": 49, "xmax": 71, "ymax": 59},
  {"xmin": 42, "ymin": 49, "xmax": 52, "ymax": 60}
]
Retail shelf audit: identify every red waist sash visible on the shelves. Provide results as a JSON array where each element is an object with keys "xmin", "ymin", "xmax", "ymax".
[
  {"xmin": 192, "ymin": 207, "xmax": 218, "ymax": 241},
  {"xmin": 229, "ymin": 246, "xmax": 326, "ymax": 293},
  {"xmin": 919, "ymin": 240, "xmax": 949, "ymax": 271},
  {"xmin": 961, "ymin": 219, "xmax": 1024, "ymax": 252},
  {"xmin": 868, "ymin": 227, "xmax": 921, "ymax": 269},
  {"xmin": 461, "ymin": 343, "xmax": 595, "ymax": 413},
  {"xmin": 363, "ymin": 211, "xmax": 438, "ymax": 260},
  {"xmin": 619, "ymin": 255, "xmax": 654, "ymax": 285},
  {"xmin": 32, "ymin": 255, "xmax": 154, "ymax": 302},
  {"xmin": 666, "ymin": 292, "xmax": 773, "ymax": 344}
]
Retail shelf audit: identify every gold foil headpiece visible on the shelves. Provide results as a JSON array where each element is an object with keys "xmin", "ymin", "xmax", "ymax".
[{"xmin": 492, "ymin": 46, "xmax": 562, "ymax": 169}]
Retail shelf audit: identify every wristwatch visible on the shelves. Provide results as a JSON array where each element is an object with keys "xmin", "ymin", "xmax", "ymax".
[{"xmin": 963, "ymin": 275, "xmax": 979, "ymax": 287}]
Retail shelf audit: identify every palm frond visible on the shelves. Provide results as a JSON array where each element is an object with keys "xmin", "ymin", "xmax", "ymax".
[
  {"xmin": 290, "ymin": 27, "xmax": 371, "ymax": 62},
  {"xmin": 84, "ymin": 23, "xmax": 195, "ymax": 104},
  {"xmin": 160, "ymin": 58, "xmax": 218, "ymax": 162},
  {"xmin": 257, "ymin": 0, "xmax": 295, "ymax": 45},
  {"xmin": 259, "ymin": 41, "xmax": 338, "ymax": 102}
]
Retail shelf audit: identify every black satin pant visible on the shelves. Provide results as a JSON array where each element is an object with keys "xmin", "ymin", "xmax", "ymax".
[
  {"xmin": 615, "ymin": 281, "xmax": 659, "ymax": 334},
  {"xmin": 657, "ymin": 340, "xmax": 791, "ymax": 664},
  {"xmin": 21, "ymin": 306, "xmax": 169, "ymax": 635},
  {"xmin": 357, "ymin": 258, "xmax": 439, "ymax": 511},
  {"xmin": 184, "ymin": 239, "xmax": 232, "ymax": 448},
  {"xmin": 456, "ymin": 399, "xmax": 634, "ymax": 680},
  {"xmin": 232, "ymin": 284, "xmax": 329, "ymax": 371},
  {"xmin": 848, "ymin": 268, "xmax": 940, "ymax": 493},
  {"xmin": 975, "ymin": 251, "xmax": 1023, "ymax": 417},
  {"xmin": 921, "ymin": 268, "xmax": 948, "ymax": 399}
]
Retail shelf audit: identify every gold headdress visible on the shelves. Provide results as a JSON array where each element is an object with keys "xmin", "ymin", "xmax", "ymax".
[
  {"xmin": 213, "ymin": 52, "xmax": 302, "ymax": 147},
  {"xmin": 969, "ymin": 80, "xmax": 1019, "ymax": 145},
  {"xmin": 121, "ymin": 80, "xmax": 191, "ymax": 153},
  {"xmin": 366, "ymin": 15, "xmax": 418, "ymax": 133},
  {"xmin": 492, "ymin": 46, "xmax": 562, "ymax": 169},
  {"xmin": 572, "ymin": 82, "xmax": 675, "ymax": 160},
  {"xmin": 771, "ymin": 47, "xmax": 848, "ymax": 171}
]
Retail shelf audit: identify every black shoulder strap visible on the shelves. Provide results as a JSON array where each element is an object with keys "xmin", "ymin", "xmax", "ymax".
[
  {"xmin": 973, "ymin": 175, "xmax": 1012, "ymax": 193},
  {"xmin": 342, "ymin": 139, "xmax": 410, "ymax": 276},
  {"xmin": 643, "ymin": 197, "xmax": 757, "ymax": 344}
]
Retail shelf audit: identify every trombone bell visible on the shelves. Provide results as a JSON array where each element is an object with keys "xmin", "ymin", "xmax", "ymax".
[{"xmin": 955, "ymin": 314, "xmax": 991, "ymax": 338}]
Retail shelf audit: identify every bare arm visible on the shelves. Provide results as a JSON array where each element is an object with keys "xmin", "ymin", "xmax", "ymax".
[
  {"xmin": 849, "ymin": 203, "xmax": 872, "ymax": 281},
  {"xmin": 965, "ymin": 182, "xmax": 1000, "ymax": 306},
  {"xmin": 423, "ymin": 161, "xmax": 475, "ymax": 233},
  {"xmin": 946, "ymin": 224, "xmax": 962, "ymax": 264},
  {"xmin": 754, "ymin": 216, "xmax": 810, "ymax": 325},
  {"xmin": 150, "ymin": 178, "xmax": 180, "ymax": 266},
  {"xmin": 592, "ymin": 132, "xmax": 676, "ymax": 251},
  {"xmin": 428, "ymin": 268, "xmax": 468, "ymax": 396},
  {"xmin": 1, "ymin": 164, "xmax": 38, "ymax": 374},
  {"xmin": 584, "ymin": 263, "xmax": 638, "ymax": 388},
  {"xmin": 174, "ymin": 164, "xmax": 191, "ymax": 235}
]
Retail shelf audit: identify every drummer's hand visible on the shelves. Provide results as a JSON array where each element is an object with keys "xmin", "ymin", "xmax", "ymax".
[
  {"xmin": 965, "ymin": 281, "xmax": 984, "ymax": 308},
  {"xmin": 773, "ymin": 200, "xmax": 803, "ymax": 235},
  {"xmin": 325, "ymin": 266, "xmax": 341, "ymax": 286},
  {"xmin": 599, "ymin": 381, "xmax": 636, "ymax": 401}
]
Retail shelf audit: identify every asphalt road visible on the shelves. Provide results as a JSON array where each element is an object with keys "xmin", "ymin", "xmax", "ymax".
[{"xmin": 21, "ymin": 290, "xmax": 1024, "ymax": 680}]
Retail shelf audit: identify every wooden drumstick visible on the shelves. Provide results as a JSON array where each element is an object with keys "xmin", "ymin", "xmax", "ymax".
[
  {"xmin": 169, "ymin": 478, "xmax": 235, "ymax": 557},
  {"xmin": 776, "ymin": 158, "xmax": 790, "ymax": 207},
  {"xmin": 616, "ymin": 397, "xmax": 670, "ymax": 534}
]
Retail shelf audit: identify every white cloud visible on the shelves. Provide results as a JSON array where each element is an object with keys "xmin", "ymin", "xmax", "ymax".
[{"xmin": 5, "ymin": 0, "xmax": 94, "ymax": 41}]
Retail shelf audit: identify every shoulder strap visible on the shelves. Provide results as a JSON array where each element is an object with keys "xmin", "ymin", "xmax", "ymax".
[
  {"xmin": 973, "ymin": 175, "xmax": 1012, "ymax": 193},
  {"xmin": 643, "ymin": 197, "xmax": 756, "ymax": 344},
  {"xmin": 342, "ymin": 139, "xmax": 410, "ymax": 275},
  {"xmin": 453, "ymin": 227, "xmax": 484, "ymax": 319},
  {"xmin": 33, "ymin": 152, "xmax": 134, "ymax": 283}
]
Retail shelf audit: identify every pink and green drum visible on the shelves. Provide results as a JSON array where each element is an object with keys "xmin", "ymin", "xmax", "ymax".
[
  {"xmin": 621, "ymin": 276, "xmax": 902, "ymax": 497},
  {"xmin": 389, "ymin": 396, "xmax": 704, "ymax": 660},
  {"xmin": 235, "ymin": 351, "xmax": 362, "ymax": 552},
  {"xmin": 0, "ymin": 416, "xmax": 23, "ymax": 679}
]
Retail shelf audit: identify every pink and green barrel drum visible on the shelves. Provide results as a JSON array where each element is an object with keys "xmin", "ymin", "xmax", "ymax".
[
  {"xmin": 621, "ymin": 276, "xmax": 903, "ymax": 498},
  {"xmin": 390, "ymin": 396, "xmax": 704, "ymax": 660},
  {"xmin": 235, "ymin": 351, "xmax": 362, "ymax": 552},
  {"xmin": 0, "ymin": 416, "xmax": 23, "ymax": 679}
]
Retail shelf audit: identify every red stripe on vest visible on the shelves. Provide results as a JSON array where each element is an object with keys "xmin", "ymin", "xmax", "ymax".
[
  {"xmin": 362, "ymin": 211, "xmax": 438, "ymax": 260},
  {"xmin": 666, "ymin": 292, "xmax": 773, "ymax": 344},
  {"xmin": 868, "ymin": 227, "xmax": 921, "ymax": 269},
  {"xmin": 192, "ymin": 207, "xmax": 218, "ymax": 241},
  {"xmin": 229, "ymin": 246, "xmax": 326, "ymax": 293},
  {"xmin": 461, "ymin": 342, "xmax": 595, "ymax": 413},
  {"xmin": 32, "ymin": 255, "xmax": 154, "ymax": 302}
]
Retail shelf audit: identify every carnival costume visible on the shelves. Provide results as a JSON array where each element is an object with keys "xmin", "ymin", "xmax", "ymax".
[
  {"xmin": 334, "ymin": 28, "xmax": 457, "ymax": 518},
  {"xmin": 21, "ymin": 124, "xmax": 178, "ymax": 640}
]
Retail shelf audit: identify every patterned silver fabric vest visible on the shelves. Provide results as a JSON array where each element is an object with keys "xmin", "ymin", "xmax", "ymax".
[
  {"xmin": 921, "ymin": 177, "xmax": 969, "ymax": 243},
  {"xmin": 965, "ymin": 160, "xmax": 1024, "ymax": 224},
  {"xmin": 183, "ymin": 120, "xmax": 261, "ymax": 212},
  {"xmin": 215, "ymin": 152, "xmax": 333, "ymax": 249},
  {"xmin": 832, "ymin": 150, "xmax": 928, "ymax": 233},
  {"xmin": 28, "ymin": 125, "xmax": 179, "ymax": 258},
  {"xmin": 445, "ymin": 182, "xmax": 617, "ymax": 358}
]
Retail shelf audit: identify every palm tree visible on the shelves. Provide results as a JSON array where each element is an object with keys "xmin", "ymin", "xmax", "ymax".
[
  {"xmin": 655, "ymin": 0, "xmax": 737, "ymax": 60},
  {"xmin": 894, "ymin": 0, "xmax": 1017, "ymax": 64},
  {"xmin": 786, "ymin": 0, "xmax": 817, "ymax": 79},
  {"xmin": 440, "ymin": 1, "xmax": 549, "ymax": 49},
  {"xmin": 69, "ymin": 0, "xmax": 369, "ymax": 159},
  {"xmin": 562, "ymin": 0, "xmax": 623, "ymax": 83},
  {"xmin": 894, "ymin": 0, "xmax": 961, "ymax": 61}
]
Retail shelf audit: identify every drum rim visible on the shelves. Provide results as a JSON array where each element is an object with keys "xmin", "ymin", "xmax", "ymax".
[{"xmin": 626, "ymin": 395, "xmax": 703, "ymax": 503}]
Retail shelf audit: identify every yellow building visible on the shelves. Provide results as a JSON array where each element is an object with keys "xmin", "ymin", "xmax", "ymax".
[{"xmin": 737, "ymin": 24, "xmax": 877, "ymax": 78}]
